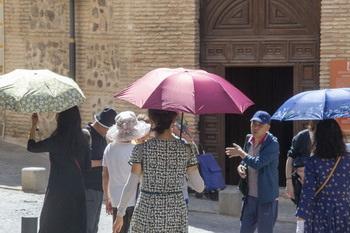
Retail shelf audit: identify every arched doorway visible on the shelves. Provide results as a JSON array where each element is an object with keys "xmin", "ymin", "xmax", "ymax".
[{"xmin": 199, "ymin": 0, "xmax": 320, "ymax": 185}]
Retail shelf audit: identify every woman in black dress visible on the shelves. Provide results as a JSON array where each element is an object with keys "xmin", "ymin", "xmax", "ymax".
[{"xmin": 27, "ymin": 106, "xmax": 91, "ymax": 233}]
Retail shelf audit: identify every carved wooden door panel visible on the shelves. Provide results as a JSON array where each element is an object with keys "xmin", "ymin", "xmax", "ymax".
[
  {"xmin": 201, "ymin": 0, "xmax": 320, "ymax": 63},
  {"xmin": 200, "ymin": 0, "xmax": 320, "ymax": 183}
]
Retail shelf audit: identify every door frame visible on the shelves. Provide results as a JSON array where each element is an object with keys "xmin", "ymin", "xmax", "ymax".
[
  {"xmin": 199, "ymin": 61, "xmax": 319, "ymax": 181},
  {"xmin": 199, "ymin": 0, "xmax": 320, "ymax": 181}
]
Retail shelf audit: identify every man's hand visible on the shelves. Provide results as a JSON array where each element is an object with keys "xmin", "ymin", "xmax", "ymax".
[
  {"xmin": 225, "ymin": 143, "xmax": 246, "ymax": 159},
  {"xmin": 237, "ymin": 164, "xmax": 247, "ymax": 179},
  {"xmin": 285, "ymin": 179, "xmax": 294, "ymax": 199}
]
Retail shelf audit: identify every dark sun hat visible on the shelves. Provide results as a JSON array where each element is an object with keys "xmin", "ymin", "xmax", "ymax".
[{"xmin": 94, "ymin": 108, "xmax": 117, "ymax": 128}]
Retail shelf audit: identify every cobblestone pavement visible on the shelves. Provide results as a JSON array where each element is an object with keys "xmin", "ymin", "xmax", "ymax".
[
  {"xmin": 0, "ymin": 139, "xmax": 296, "ymax": 233},
  {"xmin": 0, "ymin": 188, "xmax": 296, "ymax": 233}
]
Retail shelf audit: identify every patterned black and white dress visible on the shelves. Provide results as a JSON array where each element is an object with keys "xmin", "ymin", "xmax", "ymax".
[{"xmin": 128, "ymin": 137, "xmax": 198, "ymax": 233}]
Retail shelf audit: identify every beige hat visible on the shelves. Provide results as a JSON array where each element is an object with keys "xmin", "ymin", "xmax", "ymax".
[{"xmin": 106, "ymin": 111, "xmax": 151, "ymax": 142}]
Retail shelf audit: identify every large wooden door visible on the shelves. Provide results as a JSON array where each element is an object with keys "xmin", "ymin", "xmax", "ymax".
[
  {"xmin": 200, "ymin": 0, "xmax": 320, "ymax": 183},
  {"xmin": 225, "ymin": 67, "xmax": 294, "ymax": 185}
]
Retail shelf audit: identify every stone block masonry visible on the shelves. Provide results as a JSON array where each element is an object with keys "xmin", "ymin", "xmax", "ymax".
[{"xmin": 2, "ymin": 0, "xmax": 200, "ymax": 141}]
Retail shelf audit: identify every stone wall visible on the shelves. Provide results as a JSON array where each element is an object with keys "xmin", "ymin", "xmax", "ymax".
[
  {"xmin": 1, "ymin": 0, "xmax": 200, "ymax": 142},
  {"xmin": 319, "ymin": 0, "xmax": 350, "ymax": 89},
  {"xmin": 77, "ymin": 0, "xmax": 200, "ymax": 138},
  {"xmin": 4, "ymin": 0, "xmax": 350, "ymax": 143},
  {"xmin": 319, "ymin": 0, "xmax": 350, "ymax": 141}
]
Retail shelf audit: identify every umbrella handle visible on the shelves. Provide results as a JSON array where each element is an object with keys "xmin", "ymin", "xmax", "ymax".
[{"xmin": 180, "ymin": 113, "xmax": 184, "ymax": 140}]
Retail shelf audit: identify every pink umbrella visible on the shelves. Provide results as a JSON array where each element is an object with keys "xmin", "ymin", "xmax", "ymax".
[{"xmin": 115, "ymin": 68, "xmax": 253, "ymax": 115}]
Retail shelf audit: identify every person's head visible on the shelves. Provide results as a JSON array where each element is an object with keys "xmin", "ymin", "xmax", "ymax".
[
  {"xmin": 250, "ymin": 110, "xmax": 271, "ymax": 141},
  {"xmin": 148, "ymin": 109, "xmax": 177, "ymax": 135},
  {"xmin": 93, "ymin": 108, "xmax": 117, "ymax": 136},
  {"xmin": 307, "ymin": 120, "xmax": 319, "ymax": 132},
  {"xmin": 307, "ymin": 120, "xmax": 319, "ymax": 143},
  {"xmin": 56, "ymin": 105, "xmax": 82, "ymax": 135},
  {"xmin": 106, "ymin": 111, "xmax": 151, "ymax": 142},
  {"xmin": 135, "ymin": 114, "xmax": 152, "ymax": 142},
  {"xmin": 53, "ymin": 106, "xmax": 86, "ymax": 158},
  {"xmin": 313, "ymin": 119, "xmax": 346, "ymax": 159}
]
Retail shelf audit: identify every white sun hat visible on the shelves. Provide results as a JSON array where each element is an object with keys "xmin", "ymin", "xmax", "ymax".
[{"xmin": 106, "ymin": 111, "xmax": 151, "ymax": 142}]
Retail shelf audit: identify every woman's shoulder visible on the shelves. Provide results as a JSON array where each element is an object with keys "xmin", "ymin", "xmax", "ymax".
[
  {"xmin": 341, "ymin": 151, "xmax": 350, "ymax": 160},
  {"xmin": 305, "ymin": 153, "xmax": 346, "ymax": 164},
  {"xmin": 304, "ymin": 154, "xmax": 319, "ymax": 164},
  {"xmin": 145, "ymin": 137, "xmax": 183, "ymax": 143},
  {"xmin": 143, "ymin": 137, "xmax": 186, "ymax": 151}
]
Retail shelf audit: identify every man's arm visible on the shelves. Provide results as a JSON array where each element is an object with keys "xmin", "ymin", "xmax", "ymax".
[
  {"xmin": 82, "ymin": 128, "xmax": 100, "ymax": 167},
  {"xmin": 285, "ymin": 157, "xmax": 294, "ymax": 199},
  {"xmin": 285, "ymin": 133, "xmax": 299, "ymax": 198},
  {"xmin": 92, "ymin": 160, "xmax": 102, "ymax": 167}
]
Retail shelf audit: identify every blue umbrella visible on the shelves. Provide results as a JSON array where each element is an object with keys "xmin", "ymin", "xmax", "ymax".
[{"xmin": 271, "ymin": 88, "xmax": 350, "ymax": 121}]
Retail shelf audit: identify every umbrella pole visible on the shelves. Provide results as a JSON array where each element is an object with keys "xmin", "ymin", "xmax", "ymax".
[
  {"xmin": 180, "ymin": 113, "xmax": 184, "ymax": 140},
  {"xmin": 1, "ymin": 109, "xmax": 5, "ymax": 138}
]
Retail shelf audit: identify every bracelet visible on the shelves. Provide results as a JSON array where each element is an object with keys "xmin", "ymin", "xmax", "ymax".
[{"xmin": 286, "ymin": 177, "xmax": 292, "ymax": 179}]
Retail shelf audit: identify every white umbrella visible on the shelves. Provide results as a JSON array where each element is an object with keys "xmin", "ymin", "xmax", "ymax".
[{"xmin": 0, "ymin": 69, "xmax": 86, "ymax": 113}]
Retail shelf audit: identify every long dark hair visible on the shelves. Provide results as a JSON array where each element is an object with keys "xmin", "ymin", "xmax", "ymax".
[
  {"xmin": 51, "ymin": 106, "xmax": 87, "ymax": 158},
  {"xmin": 312, "ymin": 119, "xmax": 346, "ymax": 159},
  {"xmin": 148, "ymin": 109, "xmax": 177, "ymax": 134}
]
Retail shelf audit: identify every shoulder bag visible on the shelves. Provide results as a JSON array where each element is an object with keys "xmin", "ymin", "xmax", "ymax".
[{"xmin": 315, "ymin": 156, "xmax": 341, "ymax": 196}]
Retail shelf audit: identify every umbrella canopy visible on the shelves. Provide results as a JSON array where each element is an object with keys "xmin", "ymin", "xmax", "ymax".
[
  {"xmin": 0, "ymin": 69, "xmax": 86, "ymax": 113},
  {"xmin": 271, "ymin": 88, "xmax": 350, "ymax": 121},
  {"xmin": 115, "ymin": 67, "xmax": 253, "ymax": 115}
]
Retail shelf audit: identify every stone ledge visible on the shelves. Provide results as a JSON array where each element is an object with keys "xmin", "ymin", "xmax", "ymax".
[
  {"xmin": 22, "ymin": 167, "xmax": 46, "ymax": 194},
  {"xmin": 219, "ymin": 185, "xmax": 242, "ymax": 217},
  {"xmin": 218, "ymin": 185, "xmax": 297, "ymax": 223}
]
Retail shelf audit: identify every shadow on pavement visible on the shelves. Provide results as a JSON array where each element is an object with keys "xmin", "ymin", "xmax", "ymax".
[{"xmin": 0, "ymin": 139, "xmax": 50, "ymax": 187}]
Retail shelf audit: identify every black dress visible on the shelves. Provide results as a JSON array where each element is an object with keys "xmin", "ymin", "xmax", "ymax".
[{"xmin": 27, "ymin": 135, "xmax": 91, "ymax": 233}]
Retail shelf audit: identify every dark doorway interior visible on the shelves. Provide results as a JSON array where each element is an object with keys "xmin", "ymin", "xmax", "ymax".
[{"xmin": 225, "ymin": 67, "xmax": 294, "ymax": 186}]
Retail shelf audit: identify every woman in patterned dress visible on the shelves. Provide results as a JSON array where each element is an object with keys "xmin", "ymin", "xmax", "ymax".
[
  {"xmin": 114, "ymin": 109, "xmax": 205, "ymax": 233},
  {"xmin": 296, "ymin": 119, "xmax": 350, "ymax": 233}
]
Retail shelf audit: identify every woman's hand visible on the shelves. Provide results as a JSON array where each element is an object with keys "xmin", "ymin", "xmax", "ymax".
[
  {"xmin": 31, "ymin": 113, "xmax": 38, "ymax": 126},
  {"xmin": 237, "ymin": 164, "xmax": 247, "ymax": 179},
  {"xmin": 28, "ymin": 113, "xmax": 38, "ymax": 140},
  {"xmin": 113, "ymin": 215, "xmax": 123, "ymax": 233}
]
